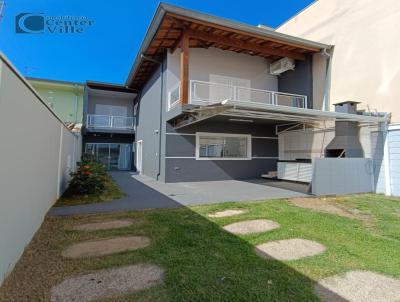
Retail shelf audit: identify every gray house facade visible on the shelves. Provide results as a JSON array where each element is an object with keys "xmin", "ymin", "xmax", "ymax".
[
  {"xmin": 88, "ymin": 4, "xmax": 387, "ymax": 194},
  {"xmin": 125, "ymin": 4, "xmax": 387, "ymax": 189}
]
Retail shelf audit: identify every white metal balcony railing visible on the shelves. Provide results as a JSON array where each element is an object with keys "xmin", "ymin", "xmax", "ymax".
[
  {"xmin": 86, "ymin": 114, "xmax": 134, "ymax": 130},
  {"xmin": 167, "ymin": 80, "xmax": 308, "ymax": 110}
]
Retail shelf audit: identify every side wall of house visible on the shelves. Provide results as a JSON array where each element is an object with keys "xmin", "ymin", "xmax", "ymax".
[
  {"xmin": 0, "ymin": 56, "xmax": 80, "ymax": 285},
  {"xmin": 135, "ymin": 63, "xmax": 165, "ymax": 180},
  {"xmin": 277, "ymin": 0, "xmax": 400, "ymax": 122},
  {"xmin": 31, "ymin": 85, "xmax": 84, "ymax": 124},
  {"xmin": 164, "ymin": 121, "xmax": 278, "ymax": 182}
]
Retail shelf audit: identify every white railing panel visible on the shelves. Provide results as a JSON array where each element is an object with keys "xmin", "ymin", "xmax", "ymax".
[
  {"xmin": 87, "ymin": 114, "xmax": 134, "ymax": 130},
  {"xmin": 168, "ymin": 85, "xmax": 180, "ymax": 110},
  {"xmin": 112, "ymin": 116, "xmax": 134, "ymax": 129},
  {"xmin": 167, "ymin": 80, "xmax": 308, "ymax": 110},
  {"xmin": 274, "ymin": 92, "xmax": 307, "ymax": 108},
  {"xmin": 88, "ymin": 115, "xmax": 111, "ymax": 128},
  {"xmin": 191, "ymin": 80, "xmax": 234, "ymax": 105},
  {"xmin": 235, "ymin": 86, "xmax": 273, "ymax": 105}
]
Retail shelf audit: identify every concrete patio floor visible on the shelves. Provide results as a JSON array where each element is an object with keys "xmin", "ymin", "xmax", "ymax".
[
  {"xmin": 132, "ymin": 174, "xmax": 308, "ymax": 205},
  {"xmin": 49, "ymin": 172, "xmax": 308, "ymax": 216}
]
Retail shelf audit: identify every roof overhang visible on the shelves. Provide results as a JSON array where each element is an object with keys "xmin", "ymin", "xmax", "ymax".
[
  {"xmin": 172, "ymin": 101, "xmax": 389, "ymax": 129},
  {"xmin": 86, "ymin": 81, "xmax": 137, "ymax": 93},
  {"xmin": 125, "ymin": 3, "xmax": 331, "ymax": 90}
]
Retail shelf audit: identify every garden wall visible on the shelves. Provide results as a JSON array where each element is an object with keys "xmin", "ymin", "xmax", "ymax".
[{"xmin": 0, "ymin": 53, "xmax": 81, "ymax": 286}]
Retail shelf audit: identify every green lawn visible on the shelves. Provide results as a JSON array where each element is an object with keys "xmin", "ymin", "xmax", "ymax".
[
  {"xmin": 0, "ymin": 194, "xmax": 399, "ymax": 302},
  {"xmin": 54, "ymin": 175, "xmax": 124, "ymax": 207}
]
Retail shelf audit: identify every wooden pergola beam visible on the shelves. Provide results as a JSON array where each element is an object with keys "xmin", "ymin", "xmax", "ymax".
[
  {"xmin": 185, "ymin": 29, "xmax": 306, "ymax": 60},
  {"xmin": 180, "ymin": 32, "xmax": 189, "ymax": 104},
  {"xmin": 170, "ymin": 32, "xmax": 183, "ymax": 54},
  {"xmin": 166, "ymin": 13, "xmax": 320, "ymax": 52}
]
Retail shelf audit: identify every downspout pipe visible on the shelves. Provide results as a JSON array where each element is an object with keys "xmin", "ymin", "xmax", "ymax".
[
  {"xmin": 320, "ymin": 47, "xmax": 332, "ymax": 111},
  {"xmin": 140, "ymin": 54, "xmax": 164, "ymax": 181}
]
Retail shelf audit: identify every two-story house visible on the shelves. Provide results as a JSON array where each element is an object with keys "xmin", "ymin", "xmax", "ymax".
[
  {"xmin": 81, "ymin": 3, "xmax": 388, "ymax": 196},
  {"xmin": 124, "ymin": 4, "xmax": 386, "ymax": 192}
]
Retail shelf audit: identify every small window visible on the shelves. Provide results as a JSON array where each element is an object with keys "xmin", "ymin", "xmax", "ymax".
[{"xmin": 196, "ymin": 132, "xmax": 251, "ymax": 160}]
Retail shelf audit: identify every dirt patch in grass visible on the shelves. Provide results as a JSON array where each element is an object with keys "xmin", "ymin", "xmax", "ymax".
[
  {"xmin": 208, "ymin": 209, "xmax": 247, "ymax": 218},
  {"xmin": 55, "ymin": 176, "xmax": 124, "ymax": 207},
  {"xmin": 223, "ymin": 219, "xmax": 280, "ymax": 235},
  {"xmin": 289, "ymin": 197, "xmax": 375, "ymax": 228},
  {"xmin": 289, "ymin": 197, "xmax": 358, "ymax": 218},
  {"xmin": 315, "ymin": 271, "xmax": 400, "ymax": 302},
  {"xmin": 255, "ymin": 238, "xmax": 326, "ymax": 261},
  {"xmin": 62, "ymin": 236, "xmax": 151, "ymax": 258},
  {"xmin": 70, "ymin": 219, "xmax": 134, "ymax": 231},
  {"xmin": 50, "ymin": 264, "xmax": 164, "ymax": 302}
]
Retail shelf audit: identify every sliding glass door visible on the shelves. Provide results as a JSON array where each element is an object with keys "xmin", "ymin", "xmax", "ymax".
[{"xmin": 85, "ymin": 143, "xmax": 132, "ymax": 170}]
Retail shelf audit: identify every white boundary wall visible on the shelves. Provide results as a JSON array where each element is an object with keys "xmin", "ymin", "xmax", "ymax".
[
  {"xmin": 376, "ymin": 124, "xmax": 400, "ymax": 196},
  {"xmin": 0, "ymin": 53, "xmax": 81, "ymax": 285}
]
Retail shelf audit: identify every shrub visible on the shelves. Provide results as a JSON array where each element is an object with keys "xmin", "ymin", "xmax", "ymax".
[{"xmin": 67, "ymin": 159, "xmax": 108, "ymax": 195}]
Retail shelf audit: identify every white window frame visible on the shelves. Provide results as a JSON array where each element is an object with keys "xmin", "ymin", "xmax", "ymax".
[{"xmin": 195, "ymin": 132, "xmax": 252, "ymax": 160}]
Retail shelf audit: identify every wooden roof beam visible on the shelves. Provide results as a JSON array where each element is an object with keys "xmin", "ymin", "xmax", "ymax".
[
  {"xmin": 166, "ymin": 13, "xmax": 320, "ymax": 52},
  {"xmin": 185, "ymin": 29, "xmax": 306, "ymax": 60}
]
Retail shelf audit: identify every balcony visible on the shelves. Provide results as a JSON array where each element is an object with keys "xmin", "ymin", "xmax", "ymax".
[
  {"xmin": 167, "ymin": 80, "xmax": 308, "ymax": 111},
  {"xmin": 86, "ymin": 114, "xmax": 134, "ymax": 131}
]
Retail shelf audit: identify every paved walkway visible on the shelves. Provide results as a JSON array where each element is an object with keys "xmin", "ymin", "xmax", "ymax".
[
  {"xmin": 48, "ymin": 172, "xmax": 182, "ymax": 216},
  {"xmin": 48, "ymin": 172, "xmax": 307, "ymax": 216}
]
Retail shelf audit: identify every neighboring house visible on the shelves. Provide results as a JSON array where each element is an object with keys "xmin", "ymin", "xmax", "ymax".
[
  {"xmin": 81, "ymin": 81, "xmax": 136, "ymax": 171},
  {"xmin": 113, "ymin": 3, "xmax": 387, "ymax": 195},
  {"xmin": 276, "ymin": 0, "xmax": 400, "ymax": 195},
  {"xmin": 28, "ymin": 77, "xmax": 84, "ymax": 124}
]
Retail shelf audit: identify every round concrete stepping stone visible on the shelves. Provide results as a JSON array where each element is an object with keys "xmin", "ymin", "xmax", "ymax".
[
  {"xmin": 62, "ymin": 236, "xmax": 150, "ymax": 258},
  {"xmin": 223, "ymin": 219, "xmax": 280, "ymax": 235},
  {"xmin": 208, "ymin": 209, "xmax": 247, "ymax": 218},
  {"xmin": 255, "ymin": 238, "xmax": 326, "ymax": 260},
  {"xmin": 315, "ymin": 271, "xmax": 400, "ymax": 302},
  {"xmin": 70, "ymin": 220, "xmax": 133, "ymax": 231},
  {"xmin": 50, "ymin": 264, "xmax": 164, "ymax": 302}
]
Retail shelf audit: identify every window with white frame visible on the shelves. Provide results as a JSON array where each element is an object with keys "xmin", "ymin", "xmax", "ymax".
[{"xmin": 196, "ymin": 132, "xmax": 251, "ymax": 160}]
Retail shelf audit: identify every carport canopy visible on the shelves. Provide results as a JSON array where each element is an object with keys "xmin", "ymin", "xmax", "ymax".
[{"xmin": 171, "ymin": 100, "xmax": 389, "ymax": 130}]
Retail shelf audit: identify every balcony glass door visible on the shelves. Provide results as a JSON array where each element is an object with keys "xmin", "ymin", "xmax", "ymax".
[
  {"xmin": 84, "ymin": 143, "xmax": 132, "ymax": 171},
  {"xmin": 97, "ymin": 144, "xmax": 110, "ymax": 167},
  {"xmin": 109, "ymin": 144, "xmax": 120, "ymax": 170}
]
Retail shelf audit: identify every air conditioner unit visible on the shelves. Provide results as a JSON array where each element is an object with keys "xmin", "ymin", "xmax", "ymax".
[{"xmin": 270, "ymin": 57, "xmax": 295, "ymax": 75}]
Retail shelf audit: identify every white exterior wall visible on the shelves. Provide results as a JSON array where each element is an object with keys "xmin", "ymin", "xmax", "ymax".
[
  {"xmin": 277, "ymin": 0, "xmax": 400, "ymax": 122},
  {"xmin": 166, "ymin": 47, "xmax": 278, "ymax": 99},
  {"xmin": 0, "ymin": 54, "xmax": 80, "ymax": 285},
  {"xmin": 278, "ymin": 127, "xmax": 335, "ymax": 160},
  {"xmin": 385, "ymin": 125, "xmax": 400, "ymax": 196}
]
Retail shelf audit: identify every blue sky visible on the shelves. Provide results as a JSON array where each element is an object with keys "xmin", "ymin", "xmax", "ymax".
[{"xmin": 0, "ymin": 0, "xmax": 314, "ymax": 84}]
